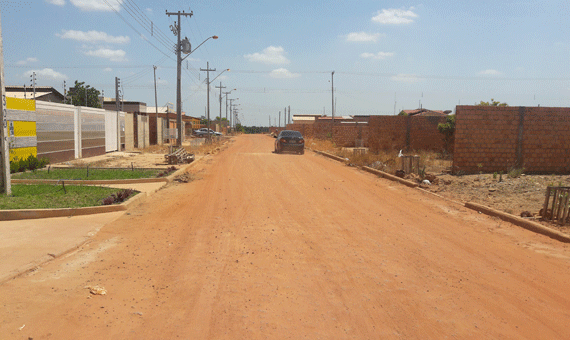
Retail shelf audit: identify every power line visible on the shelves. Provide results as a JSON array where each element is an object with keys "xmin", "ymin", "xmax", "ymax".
[
  {"xmin": 119, "ymin": 0, "xmax": 175, "ymax": 52},
  {"xmin": 101, "ymin": 0, "xmax": 175, "ymax": 61}
]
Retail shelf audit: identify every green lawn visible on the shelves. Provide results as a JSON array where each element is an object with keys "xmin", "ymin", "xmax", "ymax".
[
  {"xmin": 12, "ymin": 168, "xmax": 161, "ymax": 180},
  {"xmin": 0, "ymin": 184, "xmax": 137, "ymax": 209}
]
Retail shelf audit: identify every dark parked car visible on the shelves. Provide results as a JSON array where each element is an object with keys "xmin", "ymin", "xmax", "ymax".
[{"xmin": 274, "ymin": 130, "xmax": 304, "ymax": 154}]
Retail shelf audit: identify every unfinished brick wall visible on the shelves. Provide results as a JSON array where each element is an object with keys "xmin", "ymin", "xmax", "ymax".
[
  {"xmin": 453, "ymin": 106, "xmax": 570, "ymax": 174},
  {"xmin": 287, "ymin": 122, "xmax": 369, "ymax": 147},
  {"xmin": 367, "ymin": 116, "xmax": 445, "ymax": 152}
]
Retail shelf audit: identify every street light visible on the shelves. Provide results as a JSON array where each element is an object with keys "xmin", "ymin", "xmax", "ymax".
[{"xmin": 174, "ymin": 35, "xmax": 218, "ymax": 146}]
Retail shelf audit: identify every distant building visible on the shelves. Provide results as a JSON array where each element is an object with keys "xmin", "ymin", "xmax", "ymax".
[{"xmin": 5, "ymin": 86, "xmax": 65, "ymax": 103}]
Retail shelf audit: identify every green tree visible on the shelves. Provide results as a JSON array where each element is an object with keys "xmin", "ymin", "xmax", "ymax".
[
  {"xmin": 437, "ymin": 114, "xmax": 456, "ymax": 152},
  {"xmin": 65, "ymin": 80, "xmax": 102, "ymax": 108},
  {"xmin": 397, "ymin": 110, "xmax": 408, "ymax": 116},
  {"xmin": 476, "ymin": 98, "xmax": 508, "ymax": 107}
]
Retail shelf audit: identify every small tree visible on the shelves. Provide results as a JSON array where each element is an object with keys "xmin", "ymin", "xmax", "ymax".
[
  {"xmin": 476, "ymin": 98, "xmax": 508, "ymax": 107},
  {"xmin": 397, "ymin": 110, "xmax": 408, "ymax": 116},
  {"xmin": 65, "ymin": 80, "xmax": 102, "ymax": 108},
  {"xmin": 438, "ymin": 114, "xmax": 455, "ymax": 153}
]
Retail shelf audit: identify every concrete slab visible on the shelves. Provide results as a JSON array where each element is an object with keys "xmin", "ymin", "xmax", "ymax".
[{"xmin": 0, "ymin": 211, "xmax": 124, "ymax": 283}]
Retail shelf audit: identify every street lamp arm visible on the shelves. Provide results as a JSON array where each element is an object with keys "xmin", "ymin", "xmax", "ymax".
[
  {"xmin": 210, "ymin": 69, "xmax": 230, "ymax": 84},
  {"xmin": 181, "ymin": 35, "xmax": 218, "ymax": 61}
]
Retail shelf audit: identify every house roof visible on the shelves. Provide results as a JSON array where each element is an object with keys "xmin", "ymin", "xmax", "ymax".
[{"xmin": 5, "ymin": 86, "xmax": 65, "ymax": 101}]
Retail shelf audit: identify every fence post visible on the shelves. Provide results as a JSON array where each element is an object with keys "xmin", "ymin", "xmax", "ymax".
[{"xmin": 74, "ymin": 106, "xmax": 82, "ymax": 159}]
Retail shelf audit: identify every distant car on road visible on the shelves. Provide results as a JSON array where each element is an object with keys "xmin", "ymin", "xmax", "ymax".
[
  {"xmin": 193, "ymin": 128, "xmax": 222, "ymax": 137},
  {"xmin": 274, "ymin": 130, "xmax": 304, "ymax": 155}
]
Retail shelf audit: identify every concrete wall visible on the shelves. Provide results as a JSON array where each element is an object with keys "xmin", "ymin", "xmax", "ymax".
[
  {"xmin": 124, "ymin": 113, "xmax": 135, "ymax": 151},
  {"xmin": 453, "ymin": 106, "xmax": 570, "ymax": 174},
  {"xmin": 137, "ymin": 114, "xmax": 149, "ymax": 148}
]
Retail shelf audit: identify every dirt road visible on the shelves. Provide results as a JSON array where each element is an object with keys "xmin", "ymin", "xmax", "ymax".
[{"xmin": 2, "ymin": 134, "xmax": 570, "ymax": 339}]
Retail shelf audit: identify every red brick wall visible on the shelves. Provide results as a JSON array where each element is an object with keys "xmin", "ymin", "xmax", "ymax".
[
  {"xmin": 409, "ymin": 116, "xmax": 447, "ymax": 151},
  {"xmin": 453, "ymin": 106, "xmax": 570, "ymax": 174},
  {"xmin": 367, "ymin": 116, "xmax": 445, "ymax": 152},
  {"xmin": 288, "ymin": 116, "xmax": 446, "ymax": 151}
]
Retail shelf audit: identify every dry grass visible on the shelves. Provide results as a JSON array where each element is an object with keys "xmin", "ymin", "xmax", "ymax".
[{"xmin": 306, "ymin": 138, "xmax": 452, "ymax": 175}]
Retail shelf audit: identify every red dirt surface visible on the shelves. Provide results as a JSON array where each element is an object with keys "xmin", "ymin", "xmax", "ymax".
[{"xmin": 2, "ymin": 134, "xmax": 570, "ymax": 339}]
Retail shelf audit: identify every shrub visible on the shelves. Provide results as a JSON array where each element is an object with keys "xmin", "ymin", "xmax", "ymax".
[
  {"xmin": 102, "ymin": 189, "xmax": 135, "ymax": 205},
  {"xmin": 9, "ymin": 154, "xmax": 50, "ymax": 173}
]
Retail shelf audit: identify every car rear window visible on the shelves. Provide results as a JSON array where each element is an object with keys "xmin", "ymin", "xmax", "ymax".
[{"xmin": 280, "ymin": 131, "xmax": 303, "ymax": 138}]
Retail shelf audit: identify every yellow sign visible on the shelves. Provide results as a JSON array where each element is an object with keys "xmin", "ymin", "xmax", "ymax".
[{"xmin": 6, "ymin": 97, "xmax": 35, "ymax": 111}]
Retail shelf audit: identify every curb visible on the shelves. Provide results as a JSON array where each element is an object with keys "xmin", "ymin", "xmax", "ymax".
[
  {"xmin": 12, "ymin": 178, "xmax": 168, "ymax": 185},
  {"xmin": 361, "ymin": 166, "xmax": 419, "ymax": 188},
  {"xmin": 0, "ymin": 158, "xmax": 203, "ymax": 221},
  {"xmin": 313, "ymin": 150, "xmax": 349, "ymax": 163},
  {"xmin": 310, "ymin": 148, "xmax": 570, "ymax": 243},
  {"xmin": 465, "ymin": 202, "xmax": 570, "ymax": 243}
]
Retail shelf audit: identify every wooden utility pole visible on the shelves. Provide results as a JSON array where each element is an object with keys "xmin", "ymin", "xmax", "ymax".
[
  {"xmin": 0, "ymin": 11, "xmax": 11, "ymax": 195},
  {"xmin": 215, "ymin": 82, "xmax": 226, "ymax": 126},
  {"xmin": 166, "ymin": 10, "xmax": 193, "ymax": 146}
]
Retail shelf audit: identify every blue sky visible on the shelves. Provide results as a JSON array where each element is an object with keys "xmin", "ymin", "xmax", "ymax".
[{"xmin": 1, "ymin": 0, "xmax": 569, "ymax": 126}]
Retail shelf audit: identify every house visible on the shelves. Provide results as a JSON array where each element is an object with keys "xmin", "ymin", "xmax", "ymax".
[{"xmin": 5, "ymin": 86, "xmax": 65, "ymax": 103}]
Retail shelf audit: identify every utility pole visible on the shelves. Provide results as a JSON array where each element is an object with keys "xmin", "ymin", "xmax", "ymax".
[
  {"xmin": 166, "ymin": 9, "xmax": 193, "ymax": 146},
  {"xmin": 331, "ymin": 71, "xmax": 335, "ymax": 121},
  {"xmin": 223, "ymin": 91, "xmax": 231, "ymax": 121},
  {"xmin": 0, "ymin": 12, "xmax": 11, "ymax": 195},
  {"xmin": 115, "ymin": 77, "xmax": 121, "ymax": 112},
  {"xmin": 288, "ymin": 106, "xmax": 291, "ymax": 125},
  {"xmin": 200, "ymin": 62, "xmax": 216, "ymax": 141},
  {"xmin": 153, "ymin": 65, "xmax": 161, "ymax": 143},
  {"xmin": 279, "ymin": 111, "xmax": 281, "ymax": 128},
  {"xmin": 215, "ymin": 82, "xmax": 226, "ymax": 129}
]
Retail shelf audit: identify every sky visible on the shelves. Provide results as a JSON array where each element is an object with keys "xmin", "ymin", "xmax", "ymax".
[{"xmin": 1, "ymin": 0, "xmax": 569, "ymax": 126}]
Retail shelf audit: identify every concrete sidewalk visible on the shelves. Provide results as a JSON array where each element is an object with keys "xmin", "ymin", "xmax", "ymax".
[{"xmin": 0, "ymin": 150, "xmax": 203, "ymax": 284}]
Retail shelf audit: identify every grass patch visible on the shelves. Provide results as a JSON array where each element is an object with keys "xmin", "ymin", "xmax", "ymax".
[
  {"xmin": 0, "ymin": 184, "xmax": 135, "ymax": 209},
  {"xmin": 12, "ymin": 168, "xmax": 160, "ymax": 180}
]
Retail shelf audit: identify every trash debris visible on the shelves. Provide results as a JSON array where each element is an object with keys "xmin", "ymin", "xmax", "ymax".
[
  {"xmin": 422, "ymin": 180, "xmax": 431, "ymax": 186},
  {"xmin": 86, "ymin": 285, "xmax": 107, "ymax": 295},
  {"xmin": 174, "ymin": 172, "xmax": 193, "ymax": 183},
  {"xmin": 19, "ymin": 324, "xmax": 25, "ymax": 331},
  {"xmin": 395, "ymin": 170, "xmax": 406, "ymax": 178}
]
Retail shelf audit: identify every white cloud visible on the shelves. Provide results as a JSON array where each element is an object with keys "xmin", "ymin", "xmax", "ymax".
[
  {"xmin": 57, "ymin": 30, "xmax": 130, "ymax": 44},
  {"xmin": 391, "ymin": 74, "xmax": 421, "ymax": 83},
  {"xmin": 244, "ymin": 46, "xmax": 290, "ymax": 65},
  {"xmin": 84, "ymin": 48, "xmax": 127, "ymax": 62},
  {"xmin": 479, "ymin": 69, "xmax": 502, "ymax": 76},
  {"xmin": 360, "ymin": 52, "xmax": 394, "ymax": 60},
  {"xmin": 269, "ymin": 68, "xmax": 300, "ymax": 79},
  {"xmin": 146, "ymin": 8, "xmax": 153, "ymax": 15},
  {"xmin": 46, "ymin": 0, "xmax": 65, "ymax": 5},
  {"xmin": 345, "ymin": 32, "xmax": 383, "ymax": 43},
  {"xmin": 372, "ymin": 8, "xmax": 417, "ymax": 24},
  {"xmin": 16, "ymin": 57, "xmax": 38, "ymax": 65},
  {"xmin": 24, "ymin": 68, "xmax": 67, "ymax": 80},
  {"xmin": 104, "ymin": 67, "xmax": 113, "ymax": 72},
  {"xmin": 70, "ymin": 0, "xmax": 122, "ymax": 12}
]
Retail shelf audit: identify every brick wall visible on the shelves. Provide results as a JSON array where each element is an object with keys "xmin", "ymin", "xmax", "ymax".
[
  {"xmin": 368, "ymin": 115, "xmax": 446, "ymax": 152},
  {"xmin": 288, "ymin": 116, "xmax": 446, "ymax": 151},
  {"xmin": 409, "ymin": 116, "xmax": 448, "ymax": 151},
  {"xmin": 453, "ymin": 106, "xmax": 570, "ymax": 174}
]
